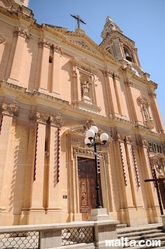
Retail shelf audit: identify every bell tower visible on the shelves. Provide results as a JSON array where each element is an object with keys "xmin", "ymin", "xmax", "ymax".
[{"xmin": 100, "ymin": 16, "xmax": 142, "ymax": 74}]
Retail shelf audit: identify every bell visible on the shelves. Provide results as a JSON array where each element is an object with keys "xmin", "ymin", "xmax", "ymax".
[
  {"xmin": 125, "ymin": 52, "xmax": 132, "ymax": 62},
  {"xmin": 126, "ymin": 55, "xmax": 132, "ymax": 62}
]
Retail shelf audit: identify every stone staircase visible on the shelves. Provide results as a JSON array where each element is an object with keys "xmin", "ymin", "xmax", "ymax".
[{"xmin": 117, "ymin": 224, "xmax": 165, "ymax": 248}]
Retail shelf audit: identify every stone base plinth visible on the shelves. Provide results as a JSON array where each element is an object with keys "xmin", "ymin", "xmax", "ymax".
[{"xmin": 88, "ymin": 208, "xmax": 110, "ymax": 221}]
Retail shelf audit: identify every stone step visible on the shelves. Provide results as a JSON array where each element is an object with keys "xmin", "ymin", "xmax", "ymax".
[
  {"xmin": 118, "ymin": 229, "xmax": 163, "ymax": 237},
  {"xmin": 126, "ymin": 246, "xmax": 165, "ymax": 249},
  {"xmin": 116, "ymin": 224, "xmax": 165, "ymax": 248},
  {"xmin": 119, "ymin": 240, "xmax": 165, "ymax": 249},
  {"xmin": 117, "ymin": 224, "xmax": 163, "ymax": 234},
  {"xmin": 116, "ymin": 223, "xmax": 127, "ymax": 229},
  {"xmin": 118, "ymin": 230, "xmax": 165, "ymax": 240}
]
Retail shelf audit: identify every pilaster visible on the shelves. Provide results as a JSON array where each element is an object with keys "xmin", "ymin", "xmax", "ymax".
[
  {"xmin": 117, "ymin": 134, "xmax": 134, "ymax": 208},
  {"xmin": 5, "ymin": 26, "xmax": 29, "ymax": 85},
  {"xmin": 136, "ymin": 136, "xmax": 158, "ymax": 223},
  {"xmin": 113, "ymin": 74, "xmax": 122, "ymax": 115},
  {"xmin": 30, "ymin": 112, "xmax": 48, "ymax": 211},
  {"xmin": 0, "ymin": 103, "xmax": 18, "ymax": 211},
  {"xmin": 106, "ymin": 71, "xmax": 119, "ymax": 116},
  {"xmin": 124, "ymin": 80, "xmax": 138, "ymax": 122},
  {"xmin": 148, "ymin": 88, "xmax": 165, "ymax": 133},
  {"xmin": 46, "ymin": 115, "xmax": 63, "ymax": 210},
  {"xmin": 51, "ymin": 45, "xmax": 62, "ymax": 95},
  {"xmin": 38, "ymin": 40, "xmax": 50, "ymax": 92}
]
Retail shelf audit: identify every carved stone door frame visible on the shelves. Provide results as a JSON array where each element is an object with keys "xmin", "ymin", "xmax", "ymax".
[{"xmin": 72, "ymin": 146, "xmax": 111, "ymax": 221}]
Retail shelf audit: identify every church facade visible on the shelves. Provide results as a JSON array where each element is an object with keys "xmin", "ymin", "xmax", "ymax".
[{"xmin": 0, "ymin": 0, "xmax": 165, "ymax": 226}]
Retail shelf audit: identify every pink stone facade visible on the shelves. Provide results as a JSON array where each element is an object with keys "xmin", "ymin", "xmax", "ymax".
[{"xmin": 0, "ymin": 1, "xmax": 165, "ymax": 226}]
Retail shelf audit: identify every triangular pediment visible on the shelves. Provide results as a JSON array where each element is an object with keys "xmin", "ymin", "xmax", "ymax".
[
  {"xmin": 44, "ymin": 24, "xmax": 116, "ymax": 63},
  {"xmin": 66, "ymin": 34, "xmax": 102, "ymax": 58}
]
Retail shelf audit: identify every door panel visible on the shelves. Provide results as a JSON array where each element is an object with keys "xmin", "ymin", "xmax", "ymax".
[{"xmin": 78, "ymin": 157, "xmax": 97, "ymax": 220}]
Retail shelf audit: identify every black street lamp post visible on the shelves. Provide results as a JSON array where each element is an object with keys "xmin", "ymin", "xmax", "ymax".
[{"xmin": 84, "ymin": 126, "xmax": 109, "ymax": 209}]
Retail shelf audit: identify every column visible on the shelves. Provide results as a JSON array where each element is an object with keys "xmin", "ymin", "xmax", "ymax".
[
  {"xmin": 38, "ymin": 39, "xmax": 50, "ymax": 91},
  {"xmin": 5, "ymin": 26, "xmax": 29, "ymax": 85},
  {"xmin": 0, "ymin": 103, "xmax": 18, "ymax": 211},
  {"xmin": 30, "ymin": 113, "xmax": 48, "ymax": 210}
]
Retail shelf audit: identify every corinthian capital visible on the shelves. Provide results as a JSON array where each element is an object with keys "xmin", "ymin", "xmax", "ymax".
[
  {"xmin": 38, "ymin": 38, "xmax": 52, "ymax": 49},
  {"xmin": 13, "ymin": 26, "xmax": 29, "ymax": 42},
  {"xmin": 2, "ymin": 102, "xmax": 19, "ymax": 117},
  {"xmin": 124, "ymin": 80, "xmax": 133, "ymax": 87},
  {"xmin": 50, "ymin": 114, "xmax": 63, "ymax": 127},
  {"xmin": 36, "ymin": 112, "xmax": 49, "ymax": 124}
]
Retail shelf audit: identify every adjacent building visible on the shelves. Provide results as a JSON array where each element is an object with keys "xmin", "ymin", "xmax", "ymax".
[{"xmin": 0, "ymin": 0, "xmax": 165, "ymax": 226}]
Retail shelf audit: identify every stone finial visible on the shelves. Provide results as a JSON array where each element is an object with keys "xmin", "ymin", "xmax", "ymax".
[
  {"xmin": 14, "ymin": 0, "xmax": 29, "ymax": 7},
  {"xmin": 101, "ymin": 16, "xmax": 122, "ymax": 40}
]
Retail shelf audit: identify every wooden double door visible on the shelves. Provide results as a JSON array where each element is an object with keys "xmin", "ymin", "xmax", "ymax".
[{"xmin": 78, "ymin": 157, "xmax": 102, "ymax": 220}]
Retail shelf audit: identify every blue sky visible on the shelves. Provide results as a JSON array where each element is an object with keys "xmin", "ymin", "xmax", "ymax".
[{"xmin": 29, "ymin": 0, "xmax": 165, "ymax": 125}]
